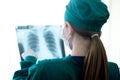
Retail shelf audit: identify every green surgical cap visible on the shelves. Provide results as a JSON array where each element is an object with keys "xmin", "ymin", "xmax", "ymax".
[{"xmin": 64, "ymin": 0, "xmax": 109, "ymax": 32}]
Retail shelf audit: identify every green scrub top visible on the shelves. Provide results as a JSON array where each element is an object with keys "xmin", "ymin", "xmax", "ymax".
[{"xmin": 13, "ymin": 55, "xmax": 120, "ymax": 80}]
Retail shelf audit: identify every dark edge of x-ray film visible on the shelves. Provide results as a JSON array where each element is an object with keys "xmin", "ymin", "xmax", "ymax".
[
  {"xmin": 59, "ymin": 39, "xmax": 65, "ymax": 57},
  {"xmin": 18, "ymin": 43, "xmax": 24, "ymax": 61},
  {"xmin": 16, "ymin": 25, "xmax": 65, "ymax": 61}
]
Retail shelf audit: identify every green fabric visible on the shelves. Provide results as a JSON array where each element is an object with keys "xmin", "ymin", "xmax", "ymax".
[
  {"xmin": 13, "ymin": 56, "xmax": 120, "ymax": 80},
  {"xmin": 64, "ymin": 0, "xmax": 109, "ymax": 32},
  {"xmin": 24, "ymin": 56, "xmax": 37, "ymax": 63},
  {"xmin": 20, "ymin": 56, "xmax": 37, "ymax": 69},
  {"xmin": 108, "ymin": 62, "xmax": 120, "ymax": 80}
]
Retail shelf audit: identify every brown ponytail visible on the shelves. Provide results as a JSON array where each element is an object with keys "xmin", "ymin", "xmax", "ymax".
[
  {"xmin": 83, "ymin": 36, "xmax": 108, "ymax": 80},
  {"xmin": 73, "ymin": 27, "xmax": 108, "ymax": 80}
]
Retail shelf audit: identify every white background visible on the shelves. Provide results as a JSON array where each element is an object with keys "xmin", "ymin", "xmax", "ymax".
[{"xmin": 0, "ymin": 0, "xmax": 119, "ymax": 80}]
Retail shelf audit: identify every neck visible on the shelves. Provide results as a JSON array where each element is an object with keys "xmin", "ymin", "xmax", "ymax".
[
  {"xmin": 71, "ymin": 33, "xmax": 90, "ymax": 57},
  {"xmin": 71, "ymin": 45, "xmax": 88, "ymax": 57}
]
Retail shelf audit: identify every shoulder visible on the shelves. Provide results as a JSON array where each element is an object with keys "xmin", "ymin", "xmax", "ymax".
[
  {"xmin": 108, "ymin": 62, "xmax": 118, "ymax": 66},
  {"xmin": 35, "ymin": 56, "xmax": 75, "ymax": 72},
  {"xmin": 108, "ymin": 62, "xmax": 120, "ymax": 80},
  {"xmin": 108, "ymin": 62, "xmax": 119, "ymax": 71},
  {"xmin": 37, "ymin": 57, "xmax": 70, "ymax": 66},
  {"xmin": 30, "ymin": 56, "xmax": 72, "ymax": 77}
]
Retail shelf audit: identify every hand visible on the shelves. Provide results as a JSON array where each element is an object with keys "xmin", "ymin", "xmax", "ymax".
[{"xmin": 22, "ymin": 48, "xmax": 38, "ymax": 59}]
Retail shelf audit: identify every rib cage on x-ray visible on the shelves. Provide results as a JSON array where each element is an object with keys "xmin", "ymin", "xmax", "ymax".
[
  {"xmin": 16, "ymin": 25, "xmax": 65, "ymax": 60},
  {"xmin": 43, "ymin": 26, "xmax": 59, "ymax": 57},
  {"xmin": 27, "ymin": 31, "xmax": 40, "ymax": 52}
]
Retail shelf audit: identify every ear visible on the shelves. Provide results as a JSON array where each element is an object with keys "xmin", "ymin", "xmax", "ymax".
[{"xmin": 65, "ymin": 22, "xmax": 74, "ymax": 36}]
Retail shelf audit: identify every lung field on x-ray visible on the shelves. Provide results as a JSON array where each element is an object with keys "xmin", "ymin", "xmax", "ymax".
[
  {"xmin": 27, "ymin": 31, "xmax": 40, "ymax": 52},
  {"xmin": 43, "ymin": 26, "xmax": 59, "ymax": 57}
]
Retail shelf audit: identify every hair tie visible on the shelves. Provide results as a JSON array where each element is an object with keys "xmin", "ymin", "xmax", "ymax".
[{"xmin": 91, "ymin": 34, "xmax": 99, "ymax": 38}]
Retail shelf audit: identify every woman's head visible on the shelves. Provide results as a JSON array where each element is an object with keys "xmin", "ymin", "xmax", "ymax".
[
  {"xmin": 62, "ymin": 22, "xmax": 93, "ymax": 50},
  {"xmin": 64, "ymin": 0, "xmax": 109, "ymax": 80},
  {"xmin": 64, "ymin": 0, "xmax": 109, "ymax": 32}
]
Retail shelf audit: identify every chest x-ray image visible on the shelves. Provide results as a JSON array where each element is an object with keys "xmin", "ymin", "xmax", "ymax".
[{"xmin": 16, "ymin": 25, "xmax": 65, "ymax": 60}]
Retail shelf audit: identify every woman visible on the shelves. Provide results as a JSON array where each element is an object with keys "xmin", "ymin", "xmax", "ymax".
[{"xmin": 13, "ymin": 0, "xmax": 120, "ymax": 80}]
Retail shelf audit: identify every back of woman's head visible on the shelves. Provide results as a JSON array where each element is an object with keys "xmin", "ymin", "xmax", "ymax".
[{"xmin": 64, "ymin": 0, "xmax": 110, "ymax": 80}]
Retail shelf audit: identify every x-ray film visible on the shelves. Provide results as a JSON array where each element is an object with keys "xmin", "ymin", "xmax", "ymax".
[{"xmin": 16, "ymin": 25, "xmax": 65, "ymax": 60}]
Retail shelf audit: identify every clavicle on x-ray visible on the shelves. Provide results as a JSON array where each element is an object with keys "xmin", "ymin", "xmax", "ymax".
[{"xmin": 16, "ymin": 25, "xmax": 65, "ymax": 61}]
